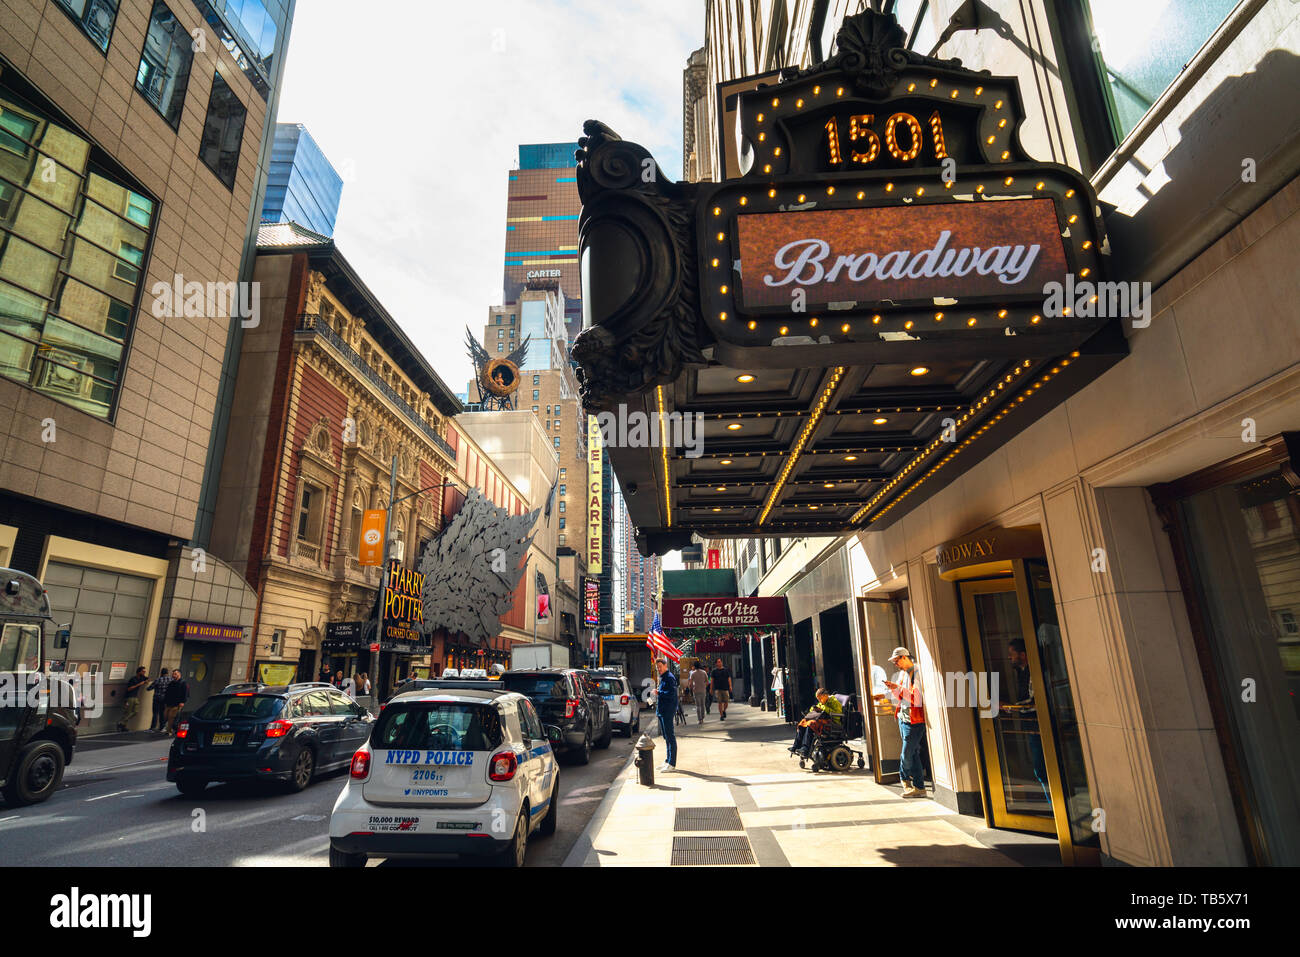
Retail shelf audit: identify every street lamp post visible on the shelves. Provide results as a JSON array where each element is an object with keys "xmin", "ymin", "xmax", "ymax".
[
  {"xmin": 371, "ymin": 465, "xmax": 469, "ymax": 703},
  {"xmin": 373, "ymin": 455, "xmax": 398, "ymax": 704}
]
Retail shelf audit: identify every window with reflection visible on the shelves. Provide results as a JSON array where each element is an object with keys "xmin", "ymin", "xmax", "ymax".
[
  {"xmin": 1084, "ymin": 0, "xmax": 1238, "ymax": 141},
  {"xmin": 199, "ymin": 72, "xmax": 246, "ymax": 188},
  {"xmin": 136, "ymin": 1, "xmax": 193, "ymax": 129},
  {"xmin": 52, "ymin": 0, "xmax": 119, "ymax": 52},
  {"xmin": 0, "ymin": 78, "xmax": 156, "ymax": 420},
  {"xmin": 1173, "ymin": 467, "xmax": 1300, "ymax": 863}
]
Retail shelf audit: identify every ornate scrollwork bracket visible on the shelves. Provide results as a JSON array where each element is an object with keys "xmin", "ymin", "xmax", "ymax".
[{"xmin": 571, "ymin": 120, "xmax": 711, "ymax": 413}]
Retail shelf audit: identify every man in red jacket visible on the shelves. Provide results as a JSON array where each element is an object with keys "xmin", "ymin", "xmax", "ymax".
[{"xmin": 883, "ymin": 647, "xmax": 926, "ymax": 798}]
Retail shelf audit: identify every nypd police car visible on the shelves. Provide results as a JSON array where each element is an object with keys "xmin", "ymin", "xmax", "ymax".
[{"xmin": 328, "ymin": 687, "xmax": 560, "ymax": 867}]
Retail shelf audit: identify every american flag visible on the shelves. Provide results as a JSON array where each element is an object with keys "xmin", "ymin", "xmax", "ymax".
[{"xmin": 646, "ymin": 612, "xmax": 682, "ymax": 662}]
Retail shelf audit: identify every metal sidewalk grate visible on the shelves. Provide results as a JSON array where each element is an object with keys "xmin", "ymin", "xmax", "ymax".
[
  {"xmin": 674, "ymin": 806, "xmax": 744, "ymax": 832},
  {"xmin": 670, "ymin": 836, "xmax": 756, "ymax": 865}
]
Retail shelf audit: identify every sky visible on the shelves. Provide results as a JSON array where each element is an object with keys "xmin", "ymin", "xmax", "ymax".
[{"xmin": 274, "ymin": 0, "xmax": 703, "ymax": 397}]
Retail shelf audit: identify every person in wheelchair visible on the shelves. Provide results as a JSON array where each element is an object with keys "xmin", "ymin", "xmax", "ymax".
[{"xmin": 789, "ymin": 688, "xmax": 842, "ymax": 758}]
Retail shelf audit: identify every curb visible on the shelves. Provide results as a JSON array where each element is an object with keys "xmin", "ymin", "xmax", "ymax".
[{"xmin": 560, "ymin": 730, "xmax": 649, "ymax": 867}]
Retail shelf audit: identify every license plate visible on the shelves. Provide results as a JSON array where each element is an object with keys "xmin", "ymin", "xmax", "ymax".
[
  {"xmin": 212, "ymin": 732, "xmax": 234, "ymax": 745},
  {"xmin": 603, "ymin": 695, "xmax": 616, "ymax": 700}
]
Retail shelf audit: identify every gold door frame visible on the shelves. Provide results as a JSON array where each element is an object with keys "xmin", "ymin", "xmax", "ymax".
[
  {"xmin": 959, "ymin": 563, "xmax": 1082, "ymax": 865},
  {"xmin": 857, "ymin": 596, "xmax": 903, "ymax": 784}
]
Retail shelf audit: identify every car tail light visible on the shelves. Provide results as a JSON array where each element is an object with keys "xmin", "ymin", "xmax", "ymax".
[
  {"xmin": 564, "ymin": 698, "xmax": 578, "ymax": 718},
  {"xmin": 489, "ymin": 750, "xmax": 518, "ymax": 781},
  {"xmin": 265, "ymin": 719, "xmax": 292, "ymax": 738},
  {"xmin": 234, "ymin": 692, "xmax": 254, "ymax": 696},
  {"xmin": 175, "ymin": 721, "xmax": 189, "ymax": 739},
  {"xmin": 621, "ymin": 694, "xmax": 629, "ymax": 705},
  {"xmin": 350, "ymin": 750, "xmax": 371, "ymax": 780}
]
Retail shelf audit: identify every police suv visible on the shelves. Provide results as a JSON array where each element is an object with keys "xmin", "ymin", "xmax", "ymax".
[{"xmin": 328, "ymin": 686, "xmax": 560, "ymax": 867}]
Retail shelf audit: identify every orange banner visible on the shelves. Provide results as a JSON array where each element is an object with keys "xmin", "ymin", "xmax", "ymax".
[{"xmin": 358, "ymin": 509, "xmax": 386, "ymax": 566}]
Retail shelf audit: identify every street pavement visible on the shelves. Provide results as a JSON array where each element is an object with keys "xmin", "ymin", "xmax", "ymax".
[
  {"xmin": 0, "ymin": 729, "xmax": 637, "ymax": 867},
  {"xmin": 567, "ymin": 703, "xmax": 1061, "ymax": 866}
]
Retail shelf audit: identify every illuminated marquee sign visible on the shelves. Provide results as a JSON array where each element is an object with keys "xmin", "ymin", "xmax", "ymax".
[
  {"xmin": 587, "ymin": 415, "xmax": 603, "ymax": 574},
  {"xmin": 735, "ymin": 200, "xmax": 1066, "ymax": 310}
]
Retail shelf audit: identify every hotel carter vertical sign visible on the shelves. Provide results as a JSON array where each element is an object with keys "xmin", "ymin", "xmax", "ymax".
[{"xmin": 587, "ymin": 415, "xmax": 603, "ymax": 574}]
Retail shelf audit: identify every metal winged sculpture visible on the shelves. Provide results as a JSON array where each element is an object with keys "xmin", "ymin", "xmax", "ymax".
[
  {"xmin": 418, "ymin": 488, "xmax": 541, "ymax": 645},
  {"xmin": 465, "ymin": 326, "xmax": 531, "ymax": 411}
]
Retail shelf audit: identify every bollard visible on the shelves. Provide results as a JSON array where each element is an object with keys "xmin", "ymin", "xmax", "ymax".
[{"xmin": 633, "ymin": 732, "xmax": 656, "ymax": 787}]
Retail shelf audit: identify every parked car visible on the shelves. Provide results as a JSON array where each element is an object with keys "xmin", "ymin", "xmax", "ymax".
[
  {"xmin": 328, "ymin": 687, "xmax": 561, "ymax": 867},
  {"xmin": 388, "ymin": 677, "xmax": 496, "ymax": 700},
  {"xmin": 586, "ymin": 669, "xmax": 640, "ymax": 736},
  {"xmin": 499, "ymin": 669, "xmax": 611, "ymax": 764},
  {"xmin": 167, "ymin": 685, "xmax": 374, "ymax": 795}
]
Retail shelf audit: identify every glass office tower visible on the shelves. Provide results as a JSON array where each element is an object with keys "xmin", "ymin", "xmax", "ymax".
[{"xmin": 260, "ymin": 123, "xmax": 344, "ymax": 236}]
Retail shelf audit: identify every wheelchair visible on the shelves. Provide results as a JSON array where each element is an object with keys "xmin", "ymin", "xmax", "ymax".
[{"xmin": 795, "ymin": 694, "xmax": 866, "ymax": 773}]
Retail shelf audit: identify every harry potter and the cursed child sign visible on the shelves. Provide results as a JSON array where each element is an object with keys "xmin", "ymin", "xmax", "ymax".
[{"xmin": 570, "ymin": 9, "xmax": 1127, "ymax": 554}]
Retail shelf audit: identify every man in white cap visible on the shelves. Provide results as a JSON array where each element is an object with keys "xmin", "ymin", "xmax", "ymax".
[{"xmin": 883, "ymin": 647, "xmax": 927, "ymax": 798}]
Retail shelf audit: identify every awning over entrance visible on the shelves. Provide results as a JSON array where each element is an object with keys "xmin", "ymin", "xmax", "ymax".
[{"xmin": 570, "ymin": 9, "xmax": 1128, "ymax": 555}]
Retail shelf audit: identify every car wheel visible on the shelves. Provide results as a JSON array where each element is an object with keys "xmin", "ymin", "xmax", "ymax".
[
  {"xmin": 286, "ymin": 746, "xmax": 316, "ymax": 792},
  {"xmin": 632, "ymin": 713, "xmax": 640, "ymax": 735},
  {"xmin": 175, "ymin": 775, "xmax": 207, "ymax": 796},
  {"xmin": 496, "ymin": 810, "xmax": 528, "ymax": 867},
  {"xmin": 329, "ymin": 845, "xmax": 366, "ymax": 868},
  {"xmin": 538, "ymin": 780, "xmax": 559, "ymax": 837},
  {"xmin": 596, "ymin": 719, "xmax": 613, "ymax": 749},
  {"xmin": 2, "ymin": 741, "xmax": 64, "ymax": 806},
  {"xmin": 572, "ymin": 727, "xmax": 591, "ymax": 765}
]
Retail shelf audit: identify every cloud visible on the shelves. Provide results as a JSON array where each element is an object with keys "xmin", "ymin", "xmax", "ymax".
[{"xmin": 274, "ymin": 0, "xmax": 701, "ymax": 396}]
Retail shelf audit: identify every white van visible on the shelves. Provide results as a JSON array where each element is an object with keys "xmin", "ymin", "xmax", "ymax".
[{"xmin": 328, "ymin": 688, "xmax": 560, "ymax": 867}]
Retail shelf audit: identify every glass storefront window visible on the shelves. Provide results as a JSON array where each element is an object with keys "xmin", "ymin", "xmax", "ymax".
[
  {"xmin": 1175, "ymin": 468, "xmax": 1300, "ymax": 864},
  {"xmin": 1086, "ymin": 0, "xmax": 1238, "ymax": 140},
  {"xmin": 0, "ymin": 79, "xmax": 156, "ymax": 420}
]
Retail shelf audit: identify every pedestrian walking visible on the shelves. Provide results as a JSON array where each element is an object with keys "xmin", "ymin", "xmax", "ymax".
[
  {"xmin": 882, "ymin": 647, "xmax": 927, "ymax": 797},
  {"xmin": 358, "ymin": 673, "xmax": 371, "ymax": 696},
  {"xmin": 710, "ymin": 658, "xmax": 733, "ymax": 720},
  {"xmin": 654, "ymin": 659, "xmax": 679, "ymax": 771},
  {"xmin": 147, "ymin": 667, "xmax": 171, "ymax": 731},
  {"xmin": 333, "ymin": 670, "xmax": 346, "ymax": 690},
  {"xmin": 162, "ymin": 668, "xmax": 189, "ymax": 735},
  {"xmin": 117, "ymin": 666, "xmax": 149, "ymax": 731},
  {"xmin": 688, "ymin": 662, "xmax": 709, "ymax": 724}
]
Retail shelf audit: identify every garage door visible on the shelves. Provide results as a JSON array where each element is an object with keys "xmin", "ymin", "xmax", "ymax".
[{"xmin": 44, "ymin": 562, "xmax": 155, "ymax": 734}]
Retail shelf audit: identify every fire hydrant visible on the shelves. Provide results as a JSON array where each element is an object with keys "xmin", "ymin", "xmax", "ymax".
[{"xmin": 634, "ymin": 733, "xmax": 656, "ymax": 786}]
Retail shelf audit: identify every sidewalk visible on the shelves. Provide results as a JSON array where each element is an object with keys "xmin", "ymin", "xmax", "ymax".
[{"xmin": 565, "ymin": 704, "xmax": 1058, "ymax": 866}]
